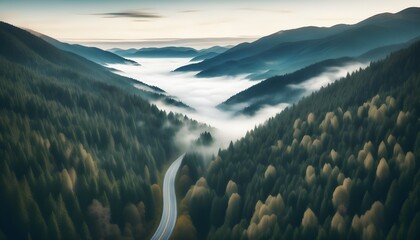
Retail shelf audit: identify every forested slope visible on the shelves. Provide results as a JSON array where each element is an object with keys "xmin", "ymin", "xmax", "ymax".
[
  {"xmin": 0, "ymin": 22, "xmax": 205, "ymax": 239},
  {"xmin": 219, "ymin": 57, "xmax": 354, "ymax": 115},
  {"xmin": 0, "ymin": 21, "xmax": 192, "ymax": 110},
  {"xmin": 29, "ymin": 30, "xmax": 139, "ymax": 66},
  {"xmin": 176, "ymin": 7, "xmax": 420, "ymax": 80},
  {"xmin": 219, "ymin": 37, "xmax": 419, "ymax": 116},
  {"xmin": 175, "ymin": 40, "xmax": 420, "ymax": 239}
]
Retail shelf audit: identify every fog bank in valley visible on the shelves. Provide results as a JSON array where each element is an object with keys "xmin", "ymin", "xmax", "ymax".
[
  {"xmin": 109, "ymin": 58, "xmax": 366, "ymax": 148},
  {"xmin": 289, "ymin": 62, "xmax": 368, "ymax": 97},
  {"xmin": 109, "ymin": 58, "xmax": 271, "ymax": 148}
]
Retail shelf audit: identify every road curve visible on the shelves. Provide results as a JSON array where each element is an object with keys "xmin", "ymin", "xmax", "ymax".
[{"xmin": 151, "ymin": 153, "xmax": 185, "ymax": 240}]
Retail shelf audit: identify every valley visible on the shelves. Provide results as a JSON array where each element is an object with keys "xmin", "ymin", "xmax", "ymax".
[{"xmin": 0, "ymin": 3, "xmax": 419, "ymax": 240}]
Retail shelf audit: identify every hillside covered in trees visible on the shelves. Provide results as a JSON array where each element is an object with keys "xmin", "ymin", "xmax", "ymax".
[
  {"xmin": 174, "ymin": 40, "xmax": 420, "ymax": 239},
  {"xmin": 0, "ymin": 22, "xmax": 208, "ymax": 239}
]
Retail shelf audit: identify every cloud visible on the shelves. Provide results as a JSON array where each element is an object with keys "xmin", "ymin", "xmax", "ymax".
[
  {"xmin": 108, "ymin": 57, "xmax": 277, "ymax": 147},
  {"xmin": 108, "ymin": 58, "xmax": 365, "ymax": 151},
  {"xmin": 289, "ymin": 63, "xmax": 367, "ymax": 96},
  {"xmin": 179, "ymin": 10, "xmax": 199, "ymax": 13},
  {"xmin": 94, "ymin": 10, "xmax": 162, "ymax": 19}
]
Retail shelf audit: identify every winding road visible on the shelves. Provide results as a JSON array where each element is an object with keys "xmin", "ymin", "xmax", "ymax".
[{"xmin": 151, "ymin": 153, "xmax": 185, "ymax": 240}]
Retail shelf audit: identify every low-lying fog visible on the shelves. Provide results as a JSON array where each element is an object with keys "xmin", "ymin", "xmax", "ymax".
[
  {"xmin": 108, "ymin": 58, "xmax": 366, "ymax": 148},
  {"xmin": 289, "ymin": 63, "xmax": 367, "ymax": 96}
]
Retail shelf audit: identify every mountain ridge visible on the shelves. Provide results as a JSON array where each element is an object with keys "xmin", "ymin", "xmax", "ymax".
[
  {"xmin": 0, "ymin": 21, "xmax": 211, "ymax": 240},
  {"xmin": 175, "ymin": 7, "xmax": 420, "ymax": 80},
  {"xmin": 0, "ymin": 21, "xmax": 192, "ymax": 111},
  {"xmin": 111, "ymin": 46, "xmax": 229, "ymax": 60},
  {"xmin": 219, "ymin": 36, "xmax": 420, "ymax": 116},
  {"xmin": 29, "ymin": 30, "xmax": 139, "ymax": 66},
  {"xmin": 176, "ymin": 38, "xmax": 420, "ymax": 240}
]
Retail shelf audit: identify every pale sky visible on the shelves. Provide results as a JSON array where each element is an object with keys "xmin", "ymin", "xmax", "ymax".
[{"xmin": 1, "ymin": 0, "xmax": 419, "ymax": 48}]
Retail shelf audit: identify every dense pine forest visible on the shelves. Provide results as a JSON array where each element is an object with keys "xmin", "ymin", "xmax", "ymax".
[
  {"xmin": 0, "ymin": 22, "xmax": 206, "ymax": 239},
  {"xmin": 1, "ymin": 14, "xmax": 420, "ymax": 240},
  {"xmin": 174, "ymin": 41, "xmax": 420, "ymax": 239}
]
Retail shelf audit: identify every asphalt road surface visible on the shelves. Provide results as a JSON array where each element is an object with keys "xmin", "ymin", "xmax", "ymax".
[{"xmin": 151, "ymin": 153, "xmax": 185, "ymax": 240}]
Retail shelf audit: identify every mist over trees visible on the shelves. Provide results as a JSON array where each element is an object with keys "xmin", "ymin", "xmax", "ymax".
[
  {"xmin": 176, "ymin": 41, "xmax": 420, "ymax": 239},
  {"xmin": 1, "ymin": 14, "xmax": 420, "ymax": 240},
  {"xmin": 0, "ymin": 23, "xmax": 210, "ymax": 239}
]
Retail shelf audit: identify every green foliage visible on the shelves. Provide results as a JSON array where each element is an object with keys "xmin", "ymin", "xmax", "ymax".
[
  {"xmin": 0, "ymin": 22, "xmax": 202, "ymax": 239},
  {"xmin": 187, "ymin": 41, "xmax": 420, "ymax": 239},
  {"xmin": 195, "ymin": 131, "xmax": 214, "ymax": 146}
]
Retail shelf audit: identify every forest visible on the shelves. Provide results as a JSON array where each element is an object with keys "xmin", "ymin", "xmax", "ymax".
[
  {"xmin": 0, "ymin": 22, "xmax": 207, "ymax": 239},
  {"xmin": 1, "ymin": 18, "xmax": 420, "ymax": 240},
  {"xmin": 173, "ymin": 40, "xmax": 420, "ymax": 239}
]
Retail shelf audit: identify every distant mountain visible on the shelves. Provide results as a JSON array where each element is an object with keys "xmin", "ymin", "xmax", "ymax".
[
  {"xmin": 200, "ymin": 46, "xmax": 229, "ymax": 53},
  {"xmin": 219, "ymin": 38, "xmax": 418, "ymax": 115},
  {"xmin": 181, "ymin": 38, "xmax": 420, "ymax": 240},
  {"xmin": 251, "ymin": 36, "xmax": 419, "ymax": 80},
  {"xmin": 178, "ymin": 25, "xmax": 350, "ymax": 71},
  {"xmin": 189, "ymin": 51, "xmax": 219, "ymax": 62},
  {"xmin": 219, "ymin": 57, "xmax": 355, "ymax": 115},
  {"xmin": 108, "ymin": 47, "xmax": 138, "ymax": 56},
  {"xmin": 0, "ymin": 22, "xmax": 191, "ymax": 110},
  {"xmin": 130, "ymin": 47, "xmax": 198, "ymax": 58},
  {"xmin": 111, "ymin": 46, "xmax": 230, "ymax": 60},
  {"xmin": 357, "ymin": 37, "xmax": 420, "ymax": 62},
  {"xmin": 176, "ymin": 7, "xmax": 420, "ymax": 80},
  {"xmin": 190, "ymin": 46, "xmax": 229, "ymax": 62},
  {"xmin": 29, "ymin": 31, "xmax": 139, "ymax": 66}
]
